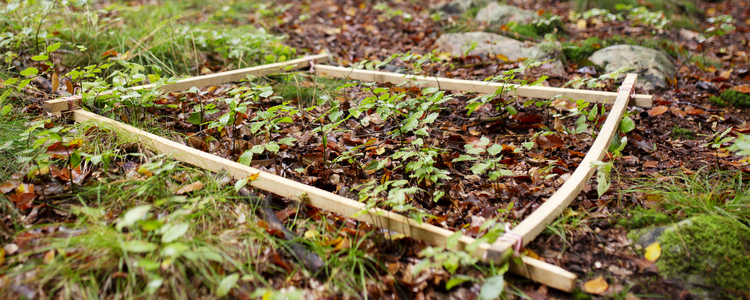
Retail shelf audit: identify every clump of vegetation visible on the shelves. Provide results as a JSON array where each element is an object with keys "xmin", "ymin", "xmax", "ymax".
[
  {"xmin": 716, "ymin": 90, "xmax": 750, "ymax": 108},
  {"xmin": 562, "ymin": 37, "xmax": 604, "ymax": 63},
  {"xmin": 507, "ymin": 15, "xmax": 565, "ymax": 39},
  {"xmin": 669, "ymin": 126, "xmax": 694, "ymax": 139},
  {"xmin": 657, "ymin": 215, "xmax": 750, "ymax": 297},
  {"xmin": 562, "ymin": 35, "xmax": 682, "ymax": 64},
  {"xmin": 628, "ymin": 170, "xmax": 750, "ymax": 223},
  {"xmin": 619, "ymin": 208, "xmax": 672, "ymax": 229}
]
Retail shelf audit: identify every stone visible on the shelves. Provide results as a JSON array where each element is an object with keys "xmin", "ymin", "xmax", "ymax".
[
  {"xmin": 629, "ymin": 215, "xmax": 750, "ymax": 298},
  {"xmin": 431, "ymin": 0, "xmax": 489, "ymax": 15},
  {"xmin": 434, "ymin": 32, "xmax": 565, "ymax": 75},
  {"xmin": 587, "ymin": 45, "xmax": 676, "ymax": 91},
  {"xmin": 476, "ymin": 2, "xmax": 539, "ymax": 25}
]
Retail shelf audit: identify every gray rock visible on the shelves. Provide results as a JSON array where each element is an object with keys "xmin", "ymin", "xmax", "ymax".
[
  {"xmin": 432, "ymin": 0, "xmax": 489, "ymax": 15},
  {"xmin": 476, "ymin": 2, "xmax": 539, "ymax": 25},
  {"xmin": 587, "ymin": 45, "xmax": 676, "ymax": 91},
  {"xmin": 434, "ymin": 32, "xmax": 565, "ymax": 75},
  {"xmin": 630, "ymin": 216, "xmax": 750, "ymax": 299}
]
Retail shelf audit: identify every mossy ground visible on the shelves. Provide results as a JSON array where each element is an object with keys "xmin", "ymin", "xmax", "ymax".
[
  {"xmin": 619, "ymin": 208, "xmax": 673, "ymax": 229},
  {"xmin": 656, "ymin": 215, "xmax": 750, "ymax": 297},
  {"xmin": 718, "ymin": 90, "xmax": 750, "ymax": 108}
]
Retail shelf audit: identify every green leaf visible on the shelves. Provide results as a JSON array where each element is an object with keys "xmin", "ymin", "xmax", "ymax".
[
  {"xmin": 619, "ymin": 116, "xmax": 635, "ymax": 133},
  {"xmin": 478, "ymin": 275, "xmax": 505, "ymax": 300},
  {"xmin": 216, "ymin": 273, "xmax": 239, "ymax": 297},
  {"xmin": 487, "ymin": 144, "xmax": 503, "ymax": 156},
  {"xmin": 238, "ymin": 150, "xmax": 254, "ymax": 166},
  {"xmin": 186, "ymin": 113, "xmax": 202, "ymax": 125},
  {"xmin": 46, "ymin": 42, "xmax": 61, "ymax": 53},
  {"xmin": 136, "ymin": 259, "xmax": 160, "ymax": 271},
  {"xmin": 234, "ymin": 177, "xmax": 250, "ymax": 192},
  {"xmin": 147, "ymin": 278, "xmax": 163, "ymax": 295},
  {"xmin": 31, "ymin": 54, "xmax": 49, "ymax": 61},
  {"xmin": 116, "ymin": 205, "xmax": 152, "ymax": 231},
  {"xmin": 20, "ymin": 67, "xmax": 39, "ymax": 77},
  {"xmin": 161, "ymin": 223, "xmax": 189, "ymax": 243},
  {"xmin": 265, "ymin": 142, "xmax": 280, "ymax": 153},
  {"xmin": 446, "ymin": 231, "xmax": 462, "ymax": 249},
  {"xmin": 161, "ymin": 243, "xmax": 189, "ymax": 258},
  {"xmin": 446, "ymin": 275, "xmax": 473, "ymax": 290},
  {"xmin": 122, "ymin": 240, "xmax": 158, "ymax": 253},
  {"xmin": 140, "ymin": 220, "xmax": 163, "ymax": 231}
]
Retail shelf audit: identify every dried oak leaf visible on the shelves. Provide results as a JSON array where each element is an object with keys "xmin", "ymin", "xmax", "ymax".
[
  {"xmin": 732, "ymin": 84, "xmax": 750, "ymax": 94},
  {"xmin": 584, "ymin": 277, "xmax": 609, "ymax": 294},
  {"xmin": 648, "ymin": 105, "xmax": 668, "ymax": 117},
  {"xmin": 175, "ymin": 181, "xmax": 204, "ymax": 195}
]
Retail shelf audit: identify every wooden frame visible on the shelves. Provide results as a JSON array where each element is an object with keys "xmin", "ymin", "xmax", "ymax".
[
  {"xmin": 315, "ymin": 65, "xmax": 652, "ymax": 107},
  {"xmin": 44, "ymin": 54, "xmax": 330, "ymax": 113},
  {"xmin": 47, "ymin": 54, "xmax": 646, "ymax": 292}
]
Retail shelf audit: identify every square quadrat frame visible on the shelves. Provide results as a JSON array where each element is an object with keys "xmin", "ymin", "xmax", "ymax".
[{"xmin": 45, "ymin": 53, "xmax": 650, "ymax": 292}]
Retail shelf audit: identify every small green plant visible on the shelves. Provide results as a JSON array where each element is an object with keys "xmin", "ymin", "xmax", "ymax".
[
  {"xmin": 453, "ymin": 136, "xmax": 513, "ymax": 193},
  {"xmin": 669, "ymin": 126, "xmax": 694, "ymax": 139}
]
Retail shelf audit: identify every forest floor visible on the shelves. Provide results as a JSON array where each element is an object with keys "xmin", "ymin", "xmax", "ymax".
[{"xmin": 1, "ymin": 0, "xmax": 749, "ymax": 299}]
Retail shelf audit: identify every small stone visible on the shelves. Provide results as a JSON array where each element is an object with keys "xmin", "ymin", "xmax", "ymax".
[{"xmin": 476, "ymin": 3, "xmax": 539, "ymax": 25}]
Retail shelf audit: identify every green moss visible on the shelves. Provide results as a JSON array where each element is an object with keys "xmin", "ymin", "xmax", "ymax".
[
  {"xmin": 719, "ymin": 90, "xmax": 750, "ymax": 108},
  {"xmin": 562, "ymin": 35, "xmax": 684, "ymax": 63},
  {"xmin": 619, "ymin": 208, "xmax": 672, "ymax": 229},
  {"xmin": 709, "ymin": 96, "xmax": 728, "ymax": 107},
  {"xmin": 657, "ymin": 215, "xmax": 750, "ymax": 296},
  {"xmin": 669, "ymin": 126, "xmax": 694, "ymax": 139}
]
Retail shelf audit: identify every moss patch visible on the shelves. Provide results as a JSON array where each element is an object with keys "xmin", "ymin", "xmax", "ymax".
[
  {"xmin": 657, "ymin": 215, "xmax": 750, "ymax": 297},
  {"xmin": 718, "ymin": 90, "xmax": 750, "ymax": 108},
  {"xmin": 619, "ymin": 208, "xmax": 672, "ymax": 229},
  {"xmin": 562, "ymin": 35, "xmax": 683, "ymax": 64}
]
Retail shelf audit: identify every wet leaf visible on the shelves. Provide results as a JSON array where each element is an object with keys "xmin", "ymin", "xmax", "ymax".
[
  {"xmin": 732, "ymin": 84, "xmax": 750, "ymax": 93},
  {"xmin": 584, "ymin": 277, "xmax": 609, "ymax": 294},
  {"xmin": 645, "ymin": 242, "xmax": 661, "ymax": 262}
]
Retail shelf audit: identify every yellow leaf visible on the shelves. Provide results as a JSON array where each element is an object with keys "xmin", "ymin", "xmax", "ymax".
[
  {"xmin": 584, "ymin": 277, "xmax": 609, "ymax": 294},
  {"xmin": 248, "ymin": 172, "xmax": 260, "ymax": 181},
  {"xmin": 645, "ymin": 242, "xmax": 661, "ymax": 262},
  {"xmin": 577, "ymin": 19, "xmax": 587, "ymax": 30},
  {"xmin": 0, "ymin": 247, "xmax": 5, "ymax": 266},
  {"xmin": 303, "ymin": 230, "xmax": 317, "ymax": 239},
  {"xmin": 495, "ymin": 53, "xmax": 509, "ymax": 62},
  {"xmin": 437, "ymin": 52, "xmax": 452, "ymax": 60}
]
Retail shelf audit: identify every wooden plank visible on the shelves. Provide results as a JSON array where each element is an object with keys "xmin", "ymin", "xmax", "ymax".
[
  {"xmin": 487, "ymin": 74, "xmax": 638, "ymax": 259},
  {"xmin": 511, "ymin": 257, "xmax": 578, "ymax": 292},
  {"xmin": 72, "ymin": 109, "xmax": 577, "ymax": 292},
  {"xmin": 45, "ymin": 54, "xmax": 330, "ymax": 113},
  {"xmin": 315, "ymin": 65, "xmax": 652, "ymax": 107}
]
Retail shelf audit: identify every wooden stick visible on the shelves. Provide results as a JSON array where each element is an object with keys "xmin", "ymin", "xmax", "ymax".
[
  {"xmin": 487, "ymin": 74, "xmax": 638, "ymax": 259},
  {"xmin": 71, "ymin": 109, "xmax": 577, "ymax": 292},
  {"xmin": 315, "ymin": 65, "xmax": 652, "ymax": 107},
  {"xmin": 45, "ymin": 54, "xmax": 330, "ymax": 113}
]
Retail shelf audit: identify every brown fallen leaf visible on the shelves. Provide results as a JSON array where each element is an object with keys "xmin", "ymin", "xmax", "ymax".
[
  {"xmin": 175, "ymin": 181, "xmax": 204, "ymax": 195},
  {"xmin": 584, "ymin": 277, "xmax": 609, "ymax": 294},
  {"xmin": 732, "ymin": 84, "xmax": 750, "ymax": 94},
  {"xmin": 648, "ymin": 105, "xmax": 668, "ymax": 117}
]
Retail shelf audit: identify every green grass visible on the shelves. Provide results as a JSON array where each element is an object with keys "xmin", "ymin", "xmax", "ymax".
[
  {"xmin": 1, "ymin": 0, "xmax": 295, "ymax": 77},
  {"xmin": 627, "ymin": 170, "xmax": 750, "ymax": 224},
  {"xmin": 0, "ymin": 116, "xmax": 27, "ymax": 180}
]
